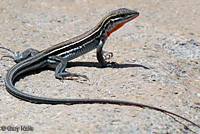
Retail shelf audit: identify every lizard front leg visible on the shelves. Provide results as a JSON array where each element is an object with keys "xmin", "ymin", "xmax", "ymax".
[
  {"xmin": 96, "ymin": 40, "xmax": 118, "ymax": 67},
  {"xmin": 48, "ymin": 56, "xmax": 88, "ymax": 80}
]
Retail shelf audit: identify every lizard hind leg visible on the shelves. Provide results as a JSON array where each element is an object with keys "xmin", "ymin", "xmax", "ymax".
[
  {"xmin": 0, "ymin": 46, "xmax": 40, "ymax": 63},
  {"xmin": 0, "ymin": 46, "xmax": 19, "ymax": 60}
]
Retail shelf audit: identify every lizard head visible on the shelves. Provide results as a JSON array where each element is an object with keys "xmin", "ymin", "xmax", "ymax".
[{"xmin": 103, "ymin": 8, "xmax": 139, "ymax": 37}]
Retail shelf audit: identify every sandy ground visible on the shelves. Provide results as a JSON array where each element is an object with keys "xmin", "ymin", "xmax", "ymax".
[{"xmin": 0, "ymin": 0, "xmax": 200, "ymax": 133}]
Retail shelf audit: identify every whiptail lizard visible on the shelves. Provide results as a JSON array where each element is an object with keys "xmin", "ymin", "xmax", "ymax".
[{"xmin": 0, "ymin": 8, "xmax": 199, "ymax": 128}]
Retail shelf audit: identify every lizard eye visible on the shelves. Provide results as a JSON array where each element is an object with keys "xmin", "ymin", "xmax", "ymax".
[{"xmin": 120, "ymin": 14, "xmax": 126, "ymax": 17}]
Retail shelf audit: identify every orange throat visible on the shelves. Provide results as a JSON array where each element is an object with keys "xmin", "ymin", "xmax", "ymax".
[{"xmin": 106, "ymin": 15, "xmax": 139, "ymax": 37}]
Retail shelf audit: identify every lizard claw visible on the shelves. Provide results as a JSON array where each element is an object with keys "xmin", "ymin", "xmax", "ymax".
[
  {"xmin": 55, "ymin": 72, "xmax": 89, "ymax": 81},
  {"xmin": 0, "ymin": 55, "xmax": 14, "ymax": 60},
  {"xmin": 0, "ymin": 46, "xmax": 19, "ymax": 60},
  {"xmin": 106, "ymin": 61, "xmax": 119, "ymax": 68},
  {"xmin": 102, "ymin": 51, "xmax": 113, "ymax": 60}
]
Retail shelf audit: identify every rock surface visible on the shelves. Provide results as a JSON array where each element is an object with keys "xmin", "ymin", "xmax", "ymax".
[{"xmin": 0, "ymin": 0, "xmax": 199, "ymax": 133}]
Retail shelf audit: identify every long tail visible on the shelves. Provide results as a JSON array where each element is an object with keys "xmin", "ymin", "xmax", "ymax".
[{"xmin": 4, "ymin": 61, "xmax": 200, "ymax": 129}]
